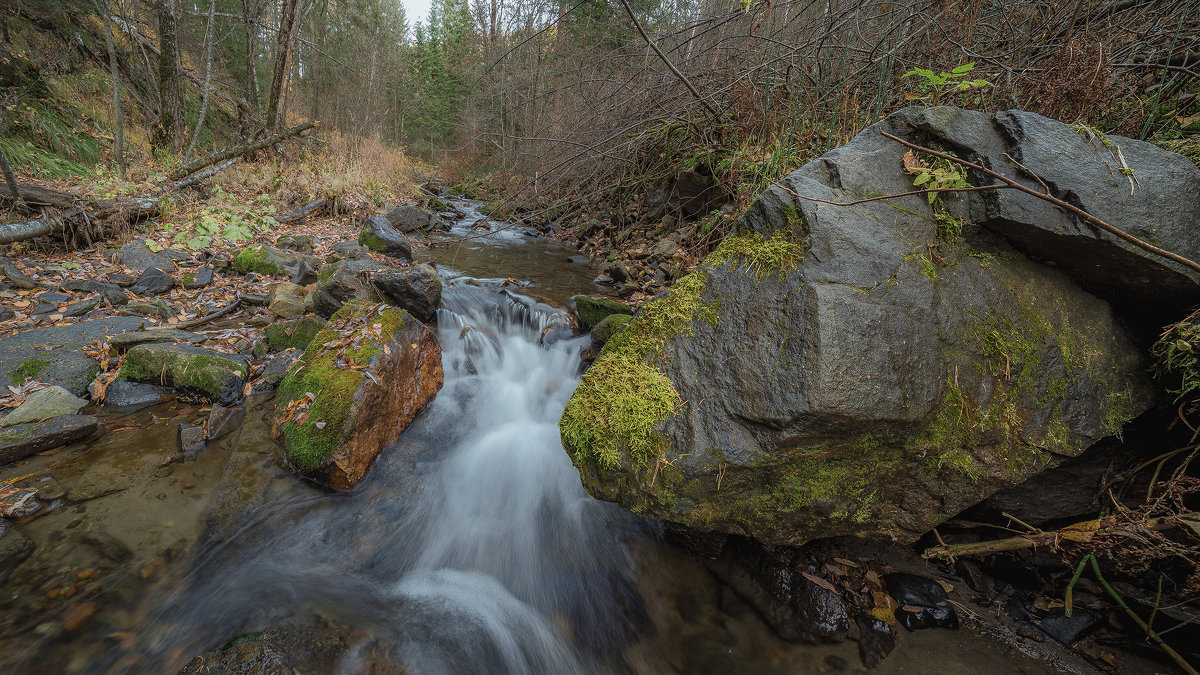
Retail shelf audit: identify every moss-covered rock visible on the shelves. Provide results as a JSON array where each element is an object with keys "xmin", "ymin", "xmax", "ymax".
[
  {"xmin": 264, "ymin": 316, "xmax": 327, "ymax": 352},
  {"xmin": 232, "ymin": 245, "xmax": 322, "ymax": 278},
  {"xmin": 571, "ymin": 295, "xmax": 631, "ymax": 331},
  {"xmin": 359, "ymin": 216, "xmax": 413, "ymax": 261},
  {"xmin": 590, "ymin": 314, "xmax": 630, "ymax": 347},
  {"xmin": 120, "ymin": 343, "xmax": 249, "ymax": 405},
  {"xmin": 272, "ymin": 300, "xmax": 442, "ymax": 489},
  {"xmin": 561, "ymin": 107, "xmax": 1158, "ymax": 547}
]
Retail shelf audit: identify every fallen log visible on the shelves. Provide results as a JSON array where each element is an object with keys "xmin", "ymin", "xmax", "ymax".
[
  {"xmin": 0, "ymin": 184, "xmax": 78, "ymax": 208},
  {"xmin": 169, "ymin": 121, "xmax": 317, "ymax": 180},
  {"xmin": 0, "ymin": 217, "xmax": 63, "ymax": 245},
  {"xmin": 277, "ymin": 197, "xmax": 326, "ymax": 223},
  {"xmin": 160, "ymin": 158, "xmax": 239, "ymax": 193}
]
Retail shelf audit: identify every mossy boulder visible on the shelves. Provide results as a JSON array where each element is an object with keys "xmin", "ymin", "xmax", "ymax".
[
  {"xmin": 359, "ymin": 216, "xmax": 413, "ymax": 261},
  {"xmin": 272, "ymin": 300, "xmax": 443, "ymax": 489},
  {"xmin": 120, "ymin": 343, "xmax": 249, "ymax": 405},
  {"xmin": 383, "ymin": 204, "xmax": 437, "ymax": 233},
  {"xmin": 372, "ymin": 263, "xmax": 442, "ymax": 322},
  {"xmin": 561, "ymin": 107, "xmax": 1158, "ymax": 548},
  {"xmin": 590, "ymin": 314, "xmax": 630, "ymax": 347},
  {"xmin": 264, "ymin": 316, "xmax": 327, "ymax": 352},
  {"xmin": 571, "ymin": 295, "xmax": 631, "ymax": 331},
  {"xmin": 306, "ymin": 259, "xmax": 391, "ymax": 318},
  {"xmin": 232, "ymin": 245, "xmax": 322, "ymax": 278}
]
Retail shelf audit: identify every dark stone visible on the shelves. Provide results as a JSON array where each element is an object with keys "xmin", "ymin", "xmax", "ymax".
[
  {"xmin": 983, "ymin": 553, "xmax": 1042, "ymax": 590},
  {"xmin": 1037, "ymin": 607, "xmax": 1104, "ymax": 645},
  {"xmin": 128, "ymin": 268, "xmax": 176, "ymax": 296},
  {"xmin": 275, "ymin": 234, "xmax": 314, "ymax": 254},
  {"xmin": 253, "ymin": 350, "xmax": 301, "ymax": 394},
  {"xmin": 178, "ymin": 422, "xmax": 206, "ymax": 453},
  {"xmin": 107, "ymin": 329, "xmax": 205, "ymax": 349},
  {"xmin": 115, "ymin": 240, "xmax": 174, "ymax": 273},
  {"xmin": 290, "ymin": 261, "xmax": 318, "ymax": 286},
  {"xmin": 0, "ymin": 527, "xmax": 31, "ymax": 584},
  {"xmin": 384, "ymin": 203, "xmax": 437, "ymax": 233},
  {"xmin": 359, "ymin": 216, "xmax": 413, "ymax": 261},
  {"xmin": 105, "ymin": 272, "xmax": 136, "ymax": 287},
  {"xmin": 0, "ymin": 259, "xmax": 41, "ymax": 289},
  {"xmin": 206, "ymin": 402, "xmax": 245, "ymax": 440},
  {"xmin": 61, "ymin": 280, "xmax": 123, "ymax": 296},
  {"xmin": 0, "ymin": 317, "xmax": 144, "ymax": 395},
  {"xmin": 80, "ymin": 530, "xmax": 132, "ymax": 562},
  {"xmin": 0, "ymin": 306, "xmax": 12, "ymax": 321},
  {"xmin": 662, "ymin": 521, "xmax": 727, "ymax": 559},
  {"xmin": 883, "ymin": 573, "xmax": 959, "ymax": 631},
  {"xmin": 61, "ymin": 298, "xmax": 98, "ymax": 318},
  {"xmin": 372, "ymin": 264, "xmax": 443, "ymax": 322},
  {"xmin": 854, "ymin": 614, "xmax": 896, "ymax": 669},
  {"xmin": 568, "ymin": 255, "xmax": 590, "ymax": 265},
  {"xmin": 0, "ymin": 415, "xmax": 100, "ymax": 467},
  {"xmin": 328, "ymin": 240, "xmax": 370, "ymax": 261},
  {"xmin": 183, "ymin": 266, "xmax": 214, "ymax": 290},
  {"xmin": 307, "ymin": 259, "xmax": 390, "ymax": 318},
  {"xmin": 564, "ymin": 106, "xmax": 1155, "ymax": 547},
  {"xmin": 101, "ymin": 381, "xmax": 175, "ymax": 409}
]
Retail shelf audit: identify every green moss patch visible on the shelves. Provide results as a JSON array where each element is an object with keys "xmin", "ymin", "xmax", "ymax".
[
  {"xmin": 10, "ymin": 358, "xmax": 49, "ymax": 383},
  {"xmin": 572, "ymin": 296, "xmax": 631, "ymax": 331},
  {"xmin": 232, "ymin": 246, "xmax": 280, "ymax": 275},
  {"xmin": 120, "ymin": 343, "xmax": 248, "ymax": 401},
  {"xmin": 708, "ymin": 229, "xmax": 807, "ymax": 280},
  {"xmin": 358, "ymin": 232, "xmax": 389, "ymax": 253},
  {"xmin": 264, "ymin": 316, "xmax": 327, "ymax": 352},
  {"xmin": 273, "ymin": 301, "xmax": 408, "ymax": 471}
]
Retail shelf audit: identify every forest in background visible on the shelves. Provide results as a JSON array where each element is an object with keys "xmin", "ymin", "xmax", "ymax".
[{"xmin": 1, "ymin": 0, "xmax": 1199, "ymax": 243}]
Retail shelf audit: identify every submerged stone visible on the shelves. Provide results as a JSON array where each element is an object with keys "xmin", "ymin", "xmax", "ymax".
[
  {"xmin": 0, "ymin": 386, "xmax": 87, "ymax": 427},
  {"xmin": 272, "ymin": 300, "xmax": 442, "ymax": 489},
  {"xmin": 0, "ymin": 414, "xmax": 99, "ymax": 467}
]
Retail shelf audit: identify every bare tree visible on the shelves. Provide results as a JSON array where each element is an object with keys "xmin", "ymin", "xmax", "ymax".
[
  {"xmin": 266, "ymin": 0, "xmax": 309, "ymax": 132},
  {"xmin": 154, "ymin": 0, "xmax": 183, "ymax": 153},
  {"xmin": 183, "ymin": 0, "xmax": 218, "ymax": 164}
]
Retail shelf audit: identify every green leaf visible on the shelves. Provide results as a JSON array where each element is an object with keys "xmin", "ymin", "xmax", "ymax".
[
  {"xmin": 913, "ymin": 173, "xmax": 931, "ymax": 186},
  {"xmin": 62, "ymin": 262, "xmax": 81, "ymax": 270},
  {"xmin": 144, "ymin": 239, "xmax": 164, "ymax": 253},
  {"xmin": 927, "ymin": 191, "xmax": 938, "ymax": 205},
  {"xmin": 952, "ymin": 63, "xmax": 975, "ymax": 75}
]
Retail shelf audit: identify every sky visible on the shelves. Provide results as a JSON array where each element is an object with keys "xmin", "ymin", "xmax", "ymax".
[{"xmin": 402, "ymin": 0, "xmax": 433, "ymax": 29}]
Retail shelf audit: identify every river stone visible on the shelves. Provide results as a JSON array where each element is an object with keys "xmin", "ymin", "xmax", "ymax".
[
  {"xmin": 264, "ymin": 316, "xmax": 326, "ymax": 352},
  {"xmin": 178, "ymin": 422, "xmax": 205, "ymax": 453},
  {"xmin": 232, "ymin": 244, "xmax": 322, "ymax": 278},
  {"xmin": 0, "ymin": 386, "xmax": 87, "ymax": 428},
  {"xmin": 0, "ymin": 259, "xmax": 40, "ymax": 290},
  {"xmin": 182, "ymin": 266, "xmax": 214, "ymax": 289},
  {"xmin": 119, "ymin": 343, "xmax": 249, "ymax": 405},
  {"xmin": 359, "ymin": 216, "xmax": 413, "ymax": 261},
  {"xmin": 128, "ymin": 267, "xmax": 176, "ymax": 296},
  {"xmin": 888, "ymin": 106, "xmax": 1200, "ymax": 330},
  {"xmin": 275, "ymin": 234, "xmax": 315, "ymax": 254},
  {"xmin": 328, "ymin": 240, "xmax": 371, "ymax": 262},
  {"xmin": 107, "ymin": 329, "xmax": 205, "ymax": 349},
  {"xmin": 0, "ymin": 316, "xmax": 144, "ymax": 396},
  {"xmin": 268, "ymin": 294, "xmax": 306, "ymax": 319},
  {"xmin": 115, "ymin": 240, "xmax": 174, "ymax": 273},
  {"xmin": 571, "ymin": 295, "xmax": 631, "ymax": 331},
  {"xmin": 0, "ymin": 415, "xmax": 100, "ymax": 467},
  {"xmin": 384, "ymin": 203, "xmax": 437, "ymax": 233},
  {"xmin": 590, "ymin": 314, "xmax": 629, "ymax": 348},
  {"xmin": 272, "ymin": 300, "xmax": 442, "ymax": 490},
  {"xmin": 372, "ymin": 263, "xmax": 442, "ymax": 322},
  {"xmin": 100, "ymin": 381, "xmax": 175, "ymax": 409},
  {"xmin": 560, "ymin": 107, "xmax": 1155, "ymax": 547},
  {"xmin": 306, "ymin": 259, "xmax": 390, "ymax": 318}
]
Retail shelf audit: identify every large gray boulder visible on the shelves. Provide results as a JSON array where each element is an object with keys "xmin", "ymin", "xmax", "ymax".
[
  {"xmin": 359, "ymin": 216, "xmax": 413, "ymax": 261},
  {"xmin": 561, "ymin": 107, "xmax": 1168, "ymax": 547},
  {"xmin": 383, "ymin": 204, "xmax": 438, "ymax": 233},
  {"xmin": 0, "ymin": 317, "xmax": 144, "ymax": 396}
]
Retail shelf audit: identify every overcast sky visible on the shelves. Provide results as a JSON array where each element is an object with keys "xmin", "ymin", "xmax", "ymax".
[{"xmin": 403, "ymin": 0, "xmax": 433, "ymax": 29}]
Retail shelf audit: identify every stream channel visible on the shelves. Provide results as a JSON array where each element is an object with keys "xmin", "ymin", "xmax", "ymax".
[{"xmin": 0, "ymin": 201, "xmax": 1063, "ymax": 673}]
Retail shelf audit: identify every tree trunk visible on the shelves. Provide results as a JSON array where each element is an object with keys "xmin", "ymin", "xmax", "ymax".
[
  {"xmin": 241, "ymin": 0, "xmax": 261, "ymax": 110},
  {"xmin": 183, "ymin": 0, "xmax": 217, "ymax": 164},
  {"xmin": 154, "ymin": 0, "xmax": 182, "ymax": 153},
  {"xmin": 266, "ymin": 0, "xmax": 306, "ymax": 132},
  {"xmin": 95, "ymin": 0, "xmax": 126, "ymax": 179},
  {"xmin": 0, "ymin": 150, "xmax": 27, "ymax": 213}
]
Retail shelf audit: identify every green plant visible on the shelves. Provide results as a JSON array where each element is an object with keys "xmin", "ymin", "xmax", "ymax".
[{"xmin": 902, "ymin": 63, "xmax": 993, "ymax": 107}]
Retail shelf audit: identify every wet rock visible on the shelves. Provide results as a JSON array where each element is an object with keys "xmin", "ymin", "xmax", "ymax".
[
  {"xmin": 306, "ymin": 259, "xmax": 390, "ymax": 318},
  {"xmin": 107, "ymin": 328, "xmax": 205, "ymax": 349},
  {"xmin": 206, "ymin": 402, "xmax": 245, "ymax": 440},
  {"xmin": 983, "ymin": 553, "xmax": 1042, "ymax": 590},
  {"xmin": 115, "ymin": 240, "xmax": 174, "ymax": 273},
  {"xmin": 1036, "ymin": 607, "xmax": 1104, "ymax": 645},
  {"xmin": 263, "ymin": 316, "xmax": 326, "ymax": 352},
  {"xmin": 0, "ymin": 415, "xmax": 100, "ymax": 467},
  {"xmin": 854, "ymin": 614, "xmax": 896, "ymax": 669},
  {"xmin": 178, "ymin": 422, "xmax": 205, "ymax": 453},
  {"xmin": 568, "ymin": 255, "xmax": 590, "ymax": 265},
  {"xmin": 61, "ymin": 298, "xmax": 98, "ymax": 318},
  {"xmin": 0, "ymin": 316, "xmax": 143, "ymax": 395},
  {"xmin": 275, "ymin": 234, "xmax": 315, "ymax": 254},
  {"xmin": 0, "ymin": 527, "xmax": 31, "ymax": 584},
  {"xmin": 590, "ymin": 314, "xmax": 630, "ymax": 348},
  {"xmin": 384, "ymin": 203, "xmax": 438, "ymax": 233},
  {"xmin": 0, "ymin": 306, "xmax": 13, "ymax": 321},
  {"xmin": 272, "ymin": 300, "xmax": 443, "ymax": 490},
  {"xmin": 883, "ymin": 573, "xmax": 959, "ymax": 631},
  {"xmin": 571, "ymin": 295, "xmax": 631, "ymax": 331},
  {"xmin": 592, "ymin": 273, "xmax": 614, "ymax": 286},
  {"xmin": 79, "ymin": 530, "xmax": 132, "ymax": 563},
  {"xmin": 180, "ymin": 633, "xmax": 293, "ymax": 675},
  {"xmin": 538, "ymin": 311, "xmax": 578, "ymax": 348},
  {"xmin": 120, "ymin": 343, "xmax": 249, "ymax": 405},
  {"xmin": 253, "ymin": 350, "xmax": 301, "ymax": 394},
  {"xmin": 372, "ymin": 263, "xmax": 443, "ymax": 322},
  {"xmin": 0, "ymin": 386, "xmax": 87, "ymax": 427},
  {"xmin": 232, "ymin": 244, "xmax": 322, "ymax": 278},
  {"xmin": 1, "ymin": 259, "xmax": 41, "ymax": 289},
  {"xmin": 100, "ymin": 380, "xmax": 175, "ymax": 409},
  {"xmin": 328, "ymin": 240, "xmax": 371, "ymax": 261},
  {"xmin": 662, "ymin": 521, "xmax": 727, "ymax": 559},
  {"xmin": 182, "ymin": 266, "xmax": 214, "ymax": 289},
  {"xmin": 128, "ymin": 267, "xmax": 176, "ymax": 296},
  {"xmin": 359, "ymin": 215, "xmax": 414, "ymax": 261},
  {"xmin": 106, "ymin": 271, "xmax": 136, "ymax": 286},
  {"xmin": 615, "ymin": 282, "xmax": 638, "ymax": 297},
  {"xmin": 268, "ymin": 293, "xmax": 306, "ymax": 319},
  {"xmin": 562, "ymin": 107, "xmax": 1156, "ymax": 547}
]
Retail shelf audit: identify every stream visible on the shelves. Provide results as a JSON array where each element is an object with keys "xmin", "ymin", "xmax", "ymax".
[{"xmin": 0, "ymin": 200, "xmax": 1064, "ymax": 674}]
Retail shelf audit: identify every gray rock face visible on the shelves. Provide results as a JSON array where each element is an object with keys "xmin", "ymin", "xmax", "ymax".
[
  {"xmin": 879, "ymin": 107, "xmax": 1200, "ymax": 331},
  {"xmin": 0, "ymin": 317, "xmax": 144, "ymax": 395},
  {"xmin": 307, "ymin": 259, "xmax": 391, "ymax": 318},
  {"xmin": 562, "ymin": 107, "xmax": 1159, "ymax": 547},
  {"xmin": 100, "ymin": 381, "xmax": 175, "ymax": 409},
  {"xmin": 115, "ymin": 240, "xmax": 174, "ymax": 272},
  {"xmin": 0, "ymin": 414, "xmax": 100, "ymax": 467},
  {"xmin": 372, "ymin": 264, "xmax": 442, "ymax": 322},
  {"xmin": 128, "ymin": 267, "xmax": 176, "ymax": 296},
  {"xmin": 0, "ymin": 386, "xmax": 87, "ymax": 427},
  {"xmin": 359, "ymin": 216, "xmax": 413, "ymax": 261},
  {"xmin": 384, "ymin": 204, "xmax": 438, "ymax": 233}
]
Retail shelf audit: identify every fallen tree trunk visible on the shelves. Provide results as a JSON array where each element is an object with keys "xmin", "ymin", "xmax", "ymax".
[
  {"xmin": 0, "ymin": 217, "xmax": 64, "ymax": 245},
  {"xmin": 169, "ymin": 120, "xmax": 317, "ymax": 180},
  {"xmin": 161, "ymin": 158, "xmax": 239, "ymax": 193},
  {"xmin": 277, "ymin": 197, "xmax": 325, "ymax": 223},
  {"xmin": 0, "ymin": 184, "xmax": 78, "ymax": 208}
]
